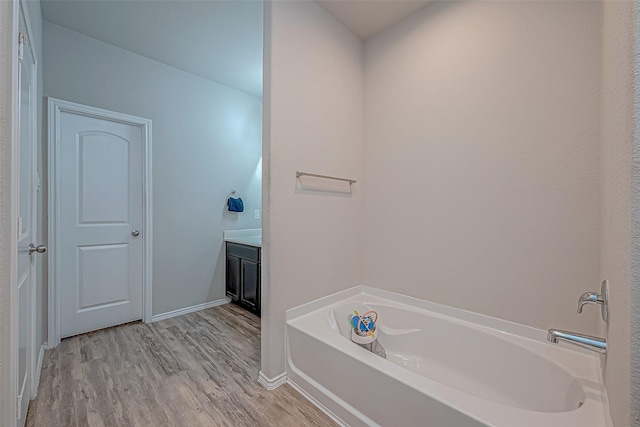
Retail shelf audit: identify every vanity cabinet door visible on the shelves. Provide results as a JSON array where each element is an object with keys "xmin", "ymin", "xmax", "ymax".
[
  {"xmin": 226, "ymin": 254, "xmax": 241, "ymax": 302},
  {"xmin": 241, "ymin": 259, "xmax": 260, "ymax": 312}
]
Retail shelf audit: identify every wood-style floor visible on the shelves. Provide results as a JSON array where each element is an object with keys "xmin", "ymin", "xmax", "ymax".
[{"xmin": 26, "ymin": 303, "xmax": 336, "ymax": 427}]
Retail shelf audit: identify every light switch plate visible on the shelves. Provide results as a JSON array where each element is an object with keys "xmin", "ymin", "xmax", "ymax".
[{"xmin": 254, "ymin": 209, "xmax": 260, "ymax": 219}]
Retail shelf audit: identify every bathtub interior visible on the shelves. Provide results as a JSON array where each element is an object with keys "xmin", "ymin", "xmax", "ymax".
[{"xmin": 327, "ymin": 300, "xmax": 586, "ymax": 413}]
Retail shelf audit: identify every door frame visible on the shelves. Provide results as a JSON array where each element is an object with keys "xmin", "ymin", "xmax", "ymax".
[
  {"xmin": 17, "ymin": 23, "xmax": 38, "ymax": 415},
  {"xmin": 2, "ymin": 0, "xmax": 40, "ymax": 424},
  {"xmin": 47, "ymin": 98, "xmax": 153, "ymax": 347},
  {"xmin": 17, "ymin": 0, "xmax": 40, "ymax": 406}
]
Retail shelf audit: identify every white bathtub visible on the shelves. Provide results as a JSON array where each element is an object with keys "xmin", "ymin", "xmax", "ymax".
[{"xmin": 285, "ymin": 286, "xmax": 612, "ymax": 427}]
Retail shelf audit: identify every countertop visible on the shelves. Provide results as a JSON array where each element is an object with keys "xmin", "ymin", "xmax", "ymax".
[
  {"xmin": 223, "ymin": 229, "xmax": 262, "ymax": 248},
  {"xmin": 224, "ymin": 236, "xmax": 262, "ymax": 248}
]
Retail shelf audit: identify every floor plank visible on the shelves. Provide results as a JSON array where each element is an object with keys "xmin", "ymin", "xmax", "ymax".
[{"xmin": 26, "ymin": 303, "xmax": 336, "ymax": 427}]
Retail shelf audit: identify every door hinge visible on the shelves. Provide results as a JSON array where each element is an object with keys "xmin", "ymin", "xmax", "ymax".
[{"xmin": 18, "ymin": 32, "xmax": 25, "ymax": 62}]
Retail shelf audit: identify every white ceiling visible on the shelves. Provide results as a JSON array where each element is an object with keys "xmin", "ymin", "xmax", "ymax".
[
  {"xmin": 40, "ymin": 0, "xmax": 433, "ymax": 97},
  {"xmin": 316, "ymin": 0, "xmax": 433, "ymax": 40},
  {"xmin": 41, "ymin": 0, "xmax": 264, "ymax": 98}
]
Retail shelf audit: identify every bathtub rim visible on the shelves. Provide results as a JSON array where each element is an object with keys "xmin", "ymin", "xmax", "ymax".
[{"xmin": 287, "ymin": 285, "xmax": 602, "ymax": 357}]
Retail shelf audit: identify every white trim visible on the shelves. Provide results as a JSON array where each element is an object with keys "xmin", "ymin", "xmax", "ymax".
[
  {"xmin": 143, "ymin": 120, "xmax": 153, "ymax": 324},
  {"xmin": 47, "ymin": 97, "xmax": 58, "ymax": 347},
  {"xmin": 258, "ymin": 370, "xmax": 287, "ymax": 390},
  {"xmin": 10, "ymin": 0, "xmax": 19, "ymax": 418},
  {"xmin": 259, "ymin": 0, "xmax": 272, "ymax": 382},
  {"xmin": 31, "ymin": 343, "xmax": 45, "ymax": 398},
  {"xmin": 287, "ymin": 379, "xmax": 349, "ymax": 427},
  {"xmin": 20, "ymin": 0, "xmax": 41, "ymax": 412},
  {"xmin": 150, "ymin": 298, "xmax": 231, "ymax": 323},
  {"xmin": 47, "ymin": 98, "xmax": 153, "ymax": 347}
]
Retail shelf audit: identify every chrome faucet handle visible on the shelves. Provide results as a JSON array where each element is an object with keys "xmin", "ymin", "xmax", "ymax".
[
  {"xmin": 576, "ymin": 280, "xmax": 609, "ymax": 323},
  {"xmin": 577, "ymin": 292, "xmax": 603, "ymax": 313}
]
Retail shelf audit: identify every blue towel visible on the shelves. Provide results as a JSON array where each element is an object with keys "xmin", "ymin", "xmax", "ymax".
[{"xmin": 227, "ymin": 197, "xmax": 244, "ymax": 212}]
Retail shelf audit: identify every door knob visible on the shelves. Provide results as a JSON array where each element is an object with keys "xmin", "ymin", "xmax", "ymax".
[
  {"xmin": 131, "ymin": 230, "xmax": 140, "ymax": 237},
  {"xmin": 28, "ymin": 244, "xmax": 46, "ymax": 255}
]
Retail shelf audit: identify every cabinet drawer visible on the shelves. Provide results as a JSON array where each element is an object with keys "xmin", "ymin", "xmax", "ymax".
[{"xmin": 226, "ymin": 242, "xmax": 260, "ymax": 262}]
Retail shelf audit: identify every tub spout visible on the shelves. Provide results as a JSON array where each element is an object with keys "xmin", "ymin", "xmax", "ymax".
[{"xmin": 547, "ymin": 329, "xmax": 606, "ymax": 354}]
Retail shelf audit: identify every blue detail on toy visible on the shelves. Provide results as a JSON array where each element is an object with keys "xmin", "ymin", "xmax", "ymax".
[{"xmin": 350, "ymin": 314, "xmax": 375, "ymax": 333}]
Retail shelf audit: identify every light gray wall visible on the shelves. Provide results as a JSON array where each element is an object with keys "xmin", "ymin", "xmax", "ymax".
[
  {"xmin": 0, "ymin": 0, "xmax": 16, "ymax": 421},
  {"xmin": 362, "ymin": 1, "xmax": 602, "ymax": 336},
  {"xmin": 262, "ymin": 0, "xmax": 364, "ymax": 379},
  {"xmin": 601, "ymin": 1, "xmax": 634, "ymax": 425},
  {"xmin": 43, "ymin": 22, "xmax": 262, "ymax": 316},
  {"xmin": 632, "ymin": 3, "xmax": 640, "ymax": 424}
]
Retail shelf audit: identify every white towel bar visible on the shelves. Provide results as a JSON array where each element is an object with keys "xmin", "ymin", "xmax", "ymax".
[{"xmin": 296, "ymin": 171, "xmax": 356, "ymax": 185}]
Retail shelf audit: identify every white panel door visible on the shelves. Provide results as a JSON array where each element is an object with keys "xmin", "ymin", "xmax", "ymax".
[
  {"xmin": 16, "ymin": 16, "xmax": 37, "ymax": 426},
  {"xmin": 58, "ymin": 108, "xmax": 144, "ymax": 338}
]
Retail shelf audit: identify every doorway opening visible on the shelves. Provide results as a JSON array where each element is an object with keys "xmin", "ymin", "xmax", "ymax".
[{"xmin": 13, "ymin": 0, "xmax": 278, "ymax": 426}]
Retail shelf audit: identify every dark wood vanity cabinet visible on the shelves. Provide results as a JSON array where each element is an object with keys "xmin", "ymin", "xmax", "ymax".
[
  {"xmin": 225, "ymin": 242, "xmax": 260, "ymax": 316},
  {"xmin": 225, "ymin": 254, "xmax": 241, "ymax": 301},
  {"xmin": 240, "ymin": 259, "xmax": 259, "ymax": 310}
]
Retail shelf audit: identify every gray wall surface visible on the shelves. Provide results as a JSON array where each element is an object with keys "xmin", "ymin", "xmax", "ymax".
[
  {"xmin": 631, "ymin": 4, "xmax": 640, "ymax": 425},
  {"xmin": 601, "ymin": 1, "xmax": 635, "ymax": 425},
  {"xmin": 43, "ymin": 22, "xmax": 262, "ymax": 316},
  {"xmin": 363, "ymin": 1, "xmax": 601, "ymax": 336},
  {"xmin": 262, "ymin": 0, "xmax": 364, "ymax": 378},
  {"xmin": 0, "ymin": 1, "xmax": 16, "ymax": 422}
]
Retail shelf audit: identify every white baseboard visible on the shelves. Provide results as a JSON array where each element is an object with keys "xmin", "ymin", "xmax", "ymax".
[
  {"xmin": 258, "ymin": 371, "xmax": 287, "ymax": 390},
  {"xmin": 31, "ymin": 343, "xmax": 46, "ymax": 397},
  {"xmin": 287, "ymin": 378, "xmax": 349, "ymax": 427},
  {"xmin": 151, "ymin": 298, "xmax": 231, "ymax": 323}
]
